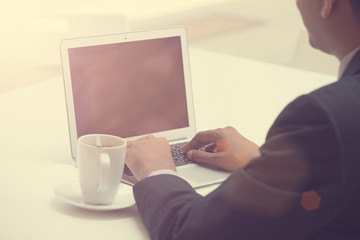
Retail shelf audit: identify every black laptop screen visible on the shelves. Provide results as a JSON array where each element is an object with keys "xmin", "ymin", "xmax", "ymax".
[{"xmin": 68, "ymin": 36, "xmax": 189, "ymax": 138}]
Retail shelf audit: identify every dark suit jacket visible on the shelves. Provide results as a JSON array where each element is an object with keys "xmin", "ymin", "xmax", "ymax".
[{"xmin": 133, "ymin": 50, "xmax": 360, "ymax": 240}]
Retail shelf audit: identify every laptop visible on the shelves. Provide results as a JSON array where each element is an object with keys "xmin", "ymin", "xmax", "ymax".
[{"xmin": 60, "ymin": 27, "xmax": 230, "ymax": 188}]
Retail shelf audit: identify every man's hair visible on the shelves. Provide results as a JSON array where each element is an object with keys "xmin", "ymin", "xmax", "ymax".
[{"xmin": 349, "ymin": 0, "xmax": 360, "ymax": 22}]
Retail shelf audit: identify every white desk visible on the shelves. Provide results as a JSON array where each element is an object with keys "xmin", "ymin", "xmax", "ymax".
[{"xmin": 0, "ymin": 48, "xmax": 336, "ymax": 240}]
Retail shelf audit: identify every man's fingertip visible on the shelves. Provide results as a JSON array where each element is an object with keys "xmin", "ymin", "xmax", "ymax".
[
  {"xmin": 187, "ymin": 151, "xmax": 193, "ymax": 160},
  {"xmin": 182, "ymin": 144, "xmax": 188, "ymax": 152}
]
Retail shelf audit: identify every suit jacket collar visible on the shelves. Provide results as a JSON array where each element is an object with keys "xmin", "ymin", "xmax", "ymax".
[{"xmin": 342, "ymin": 50, "xmax": 360, "ymax": 78}]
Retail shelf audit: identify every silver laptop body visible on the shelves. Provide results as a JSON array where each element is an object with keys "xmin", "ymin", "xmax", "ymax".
[{"xmin": 61, "ymin": 28, "xmax": 230, "ymax": 188}]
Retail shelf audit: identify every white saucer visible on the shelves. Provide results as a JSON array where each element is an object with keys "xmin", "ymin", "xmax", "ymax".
[{"xmin": 54, "ymin": 181, "xmax": 136, "ymax": 211}]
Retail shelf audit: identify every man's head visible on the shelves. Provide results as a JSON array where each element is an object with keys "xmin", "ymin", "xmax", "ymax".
[{"xmin": 297, "ymin": 0, "xmax": 360, "ymax": 60}]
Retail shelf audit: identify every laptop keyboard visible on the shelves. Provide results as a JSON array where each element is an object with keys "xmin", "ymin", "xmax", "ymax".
[
  {"xmin": 170, "ymin": 142, "xmax": 192, "ymax": 166},
  {"xmin": 124, "ymin": 141, "xmax": 192, "ymax": 176}
]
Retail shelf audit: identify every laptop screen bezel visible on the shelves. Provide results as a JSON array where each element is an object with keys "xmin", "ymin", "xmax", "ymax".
[{"xmin": 60, "ymin": 27, "xmax": 196, "ymax": 160}]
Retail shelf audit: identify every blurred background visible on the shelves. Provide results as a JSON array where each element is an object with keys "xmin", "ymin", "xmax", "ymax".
[{"xmin": 0, "ymin": 0, "xmax": 339, "ymax": 93}]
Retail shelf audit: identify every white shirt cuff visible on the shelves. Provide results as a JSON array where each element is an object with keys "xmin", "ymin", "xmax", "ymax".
[{"xmin": 147, "ymin": 169, "xmax": 180, "ymax": 178}]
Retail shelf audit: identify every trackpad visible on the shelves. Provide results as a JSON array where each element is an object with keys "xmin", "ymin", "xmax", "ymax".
[{"xmin": 177, "ymin": 164, "xmax": 230, "ymax": 187}]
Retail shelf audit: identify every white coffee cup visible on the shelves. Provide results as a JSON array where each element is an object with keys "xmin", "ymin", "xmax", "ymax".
[{"xmin": 77, "ymin": 134, "xmax": 127, "ymax": 205}]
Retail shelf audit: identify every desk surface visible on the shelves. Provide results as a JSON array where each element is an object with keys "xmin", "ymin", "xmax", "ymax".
[{"xmin": 0, "ymin": 48, "xmax": 336, "ymax": 240}]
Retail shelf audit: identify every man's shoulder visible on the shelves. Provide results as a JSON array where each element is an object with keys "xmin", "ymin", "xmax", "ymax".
[
  {"xmin": 281, "ymin": 74, "xmax": 360, "ymax": 140},
  {"xmin": 308, "ymin": 74, "xmax": 360, "ymax": 119},
  {"xmin": 312, "ymin": 73, "xmax": 360, "ymax": 95}
]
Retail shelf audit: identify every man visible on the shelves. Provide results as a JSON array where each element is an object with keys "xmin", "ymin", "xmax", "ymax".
[{"xmin": 126, "ymin": 0, "xmax": 360, "ymax": 239}]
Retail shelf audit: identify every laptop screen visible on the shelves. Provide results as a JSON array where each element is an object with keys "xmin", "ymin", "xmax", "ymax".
[{"xmin": 67, "ymin": 36, "xmax": 189, "ymax": 139}]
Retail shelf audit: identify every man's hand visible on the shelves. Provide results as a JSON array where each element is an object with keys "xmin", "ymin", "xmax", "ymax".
[
  {"xmin": 126, "ymin": 135, "xmax": 176, "ymax": 181},
  {"xmin": 182, "ymin": 126, "xmax": 260, "ymax": 172}
]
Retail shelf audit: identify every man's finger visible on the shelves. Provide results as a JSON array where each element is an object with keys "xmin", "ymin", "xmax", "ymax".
[
  {"xmin": 183, "ymin": 130, "xmax": 221, "ymax": 153},
  {"xmin": 187, "ymin": 150, "xmax": 226, "ymax": 169},
  {"xmin": 127, "ymin": 140, "xmax": 135, "ymax": 148}
]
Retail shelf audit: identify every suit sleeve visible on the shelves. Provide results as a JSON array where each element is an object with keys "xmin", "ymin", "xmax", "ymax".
[{"xmin": 133, "ymin": 95, "xmax": 343, "ymax": 240}]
